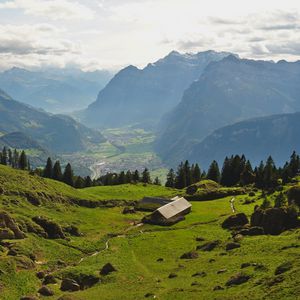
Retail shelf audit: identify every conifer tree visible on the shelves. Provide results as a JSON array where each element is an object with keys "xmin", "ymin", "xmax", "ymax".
[
  {"xmin": 118, "ymin": 171, "xmax": 126, "ymax": 184},
  {"xmin": 8, "ymin": 148, "xmax": 13, "ymax": 166},
  {"xmin": 175, "ymin": 162, "xmax": 187, "ymax": 189},
  {"xmin": 74, "ymin": 176, "xmax": 85, "ymax": 188},
  {"xmin": 133, "ymin": 170, "xmax": 140, "ymax": 182},
  {"xmin": 43, "ymin": 157, "xmax": 53, "ymax": 178},
  {"xmin": 154, "ymin": 177, "xmax": 161, "ymax": 185},
  {"xmin": 85, "ymin": 176, "xmax": 93, "ymax": 187},
  {"xmin": 63, "ymin": 163, "xmax": 74, "ymax": 186},
  {"xmin": 193, "ymin": 163, "xmax": 201, "ymax": 183},
  {"xmin": 19, "ymin": 151, "xmax": 28, "ymax": 170},
  {"xmin": 207, "ymin": 160, "xmax": 220, "ymax": 183},
  {"xmin": 52, "ymin": 161, "xmax": 62, "ymax": 181},
  {"xmin": 142, "ymin": 168, "xmax": 151, "ymax": 183},
  {"xmin": 165, "ymin": 168, "xmax": 175, "ymax": 188},
  {"xmin": 1, "ymin": 147, "xmax": 7, "ymax": 165},
  {"xmin": 125, "ymin": 170, "xmax": 132, "ymax": 183}
]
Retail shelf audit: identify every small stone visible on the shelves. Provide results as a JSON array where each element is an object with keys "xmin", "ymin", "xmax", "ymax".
[
  {"xmin": 192, "ymin": 271, "xmax": 206, "ymax": 277},
  {"xmin": 43, "ymin": 274, "xmax": 57, "ymax": 285},
  {"xmin": 191, "ymin": 281, "xmax": 200, "ymax": 286},
  {"xmin": 38, "ymin": 286, "xmax": 54, "ymax": 296},
  {"xmin": 100, "ymin": 263, "xmax": 117, "ymax": 276},
  {"xmin": 241, "ymin": 263, "xmax": 251, "ymax": 269},
  {"xmin": 217, "ymin": 269, "xmax": 227, "ymax": 274},
  {"xmin": 226, "ymin": 242, "xmax": 241, "ymax": 251},
  {"xmin": 180, "ymin": 251, "xmax": 199, "ymax": 259},
  {"xmin": 36, "ymin": 271, "xmax": 46, "ymax": 279},
  {"xmin": 275, "ymin": 262, "xmax": 293, "ymax": 275},
  {"xmin": 213, "ymin": 285, "xmax": 224, "ymax": 291},
  {"xmin": 168, "ymin": 273, "xmax": 177, "ymax": 279},
  {"xmin": 226, "ymin": 273, "xmax": 250, "ymax": 286},
  {"xmin": 156, "ymin": 258, "xmax": 164, "ymax": 262},
  {"xmin": 60, "ymin": 278, "xmax": 80, "ymax": 292}
]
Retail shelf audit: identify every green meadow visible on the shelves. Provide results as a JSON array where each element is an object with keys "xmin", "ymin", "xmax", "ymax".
[{"xmin": 0, "ymin": 165, "xmax": 299, "ymax": 299}]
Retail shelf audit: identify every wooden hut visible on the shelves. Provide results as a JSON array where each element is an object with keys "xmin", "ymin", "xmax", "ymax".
[{"xmin": 143, "ymin": 197, "xmax": 191, "ymax": 225}]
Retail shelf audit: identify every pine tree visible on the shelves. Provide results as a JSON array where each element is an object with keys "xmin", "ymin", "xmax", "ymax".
[
  {"xmin": 165, "ymin": 168, "xmax": 175, "ymax": 188},
  {"xmin": 125, "ymin": 170, "xmax": 132, "ymax": 183},
  {"xmin": 19, "ymin": 151, "xmax": 28, "ymax": 170},
  {"xmin": 175, "ymin": 162, "xmax": 186, "ymax": 189},
  {"xmin": 184, "ymin": 160, "xmax": 192, "ymax": 186},
  {"xmin": 63, "ymin": 163, "xmax": 74, "ymax": 186},
  {"xmin": 85, "ymin": 176, "xmax": 93, "ymax": 187},
  {"xmin": 13, "ymin": 149, "xmax": 19, "ymax": 168},
  {"xmin": 193, "ymin": 163, "xmax": 201, "ymax": 183},
  {"xmin": 118, "ymin": 171, "xmax": 126, "ymax": 184},
  {"xmin": 43, "ymin": 157, "xmax": 53, "ymax": 178},
  {"xmin": 221, "ymin": 156, "xmax": 232, "ymax": 186},
  {"xmin": 207, "ymin": 160, "xmax": 220, "ymax": 183},
  {"xmin": 1, "ymin": 147, "xmax": 7, "ymax": 165},
  {"xmin": 133, "ymin": 170, "xmax": 140, "ymax": 182},
  {"xmin": 142, "ymin": 168, "xmax": 151, "ymax": 184},
  {"xmin": 240, "ymin": 160, "xmax": 255, "ymax": 186},
  {"xmin": 154, "ymin": 177, "xmax": 161, "ymax": 185},
  {"xmin": 52, "ymin": 161, "xmax": 62, "ymax": 181},
  {"xmin": 74, "ymin": 176, "xmax": 85, "ymax": 188},
  {"xmin": 263, "ymin": 156, "xmax": 277, "ymax": 188},
  {"xmin": 8, "ymin": 148, "xmax": 13, "ymax": 166},
  {"xmin": 255, "ymin": 161, "xmax": 265, "ymax": 188}
]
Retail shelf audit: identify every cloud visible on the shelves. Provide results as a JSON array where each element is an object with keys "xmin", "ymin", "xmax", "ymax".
[{"xmin": 0, "ymin": 0, "xmax": 95, "ymax": 20}]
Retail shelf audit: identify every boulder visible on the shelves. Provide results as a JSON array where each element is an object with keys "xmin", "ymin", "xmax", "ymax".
[
  {"xmin": 197, "ymin": 240, "xmax": 220, "ymax": 251},
  {"xmin": 60, "ymin": 278, "xmax": 80, "ymax": 292},
  {"xmin": 63, "ymin": 225, "xmax": 81, "ymax": 237},
  {"xmin": 191, "ymin": 281, "xmax": 200, "ymax": 286},
  {"xmin": 226, "ymin": 273, "xmax": 250, "ymax": 286},
  {"xmin": 0, "ymin": 211, "xmax": 25, "ymax": 239},
  {"xmin": 275, "ymin": 262, "xmax": 293, "ymax": 275},
  {"xmin": 226, "ymin": 242, "xmax": 241, "ymax": 251},
  {"xmin": 192, "ymin": 271, "xmax": 206, "ymax": 277},
  {"xmin": 180, "ymin": 251, "xmax": 199, "ymax": 259},
  {"xmin": 238, "ymin": 226, "xmax": 264, "ymax": 236},
  {"xmin": 222, "ymin": 213, "xmax": 249, "ymax": 229},
  {"xmin": 38, "ymin": 286, "xmax": 54, "ymax": 296},
  {"xmin": 144, "ymin": 293, "xmax": 155, "ymax": 298},
  {"xmin": 32, "ymin": 216, "xmax": 65, "ymax": 239},
  {"xmin": 43, "ymin": 274, "xmax": 57, "ymax": 285},
  {"xmin": 156, "ymin": 258, "xmax": 164, "ymax": 262},
  {"xmin": 71, "ymin": 274, "xmax": 100, "ymax": 289},
  {"xmin": 36, "ymin": 271, "xmax": 46, "ymax": 279},
  {"xmin": 20, "ymin": 297, "xmax": 38, "ymax": 300},
  {"xmin": 168, "ymin": 273, "xmax": 177, "ymax": 279},
  {"xmin": 213, "ymin": 285, "xmax": 224, "ymax": 291},
  {"xmin": 251, "ymin": 207, "xmax": 298, "ymax": 235},
  {"xmin": 122, "ymin": 207, "xmax": 136, "ymax": 214},
  {"xmin": 100, "ymin": 263, "xmax": 117, "ymax": 276},
  {"xmin": 217, "ymin": 269, "xmax": 227, "ymax": 274}
]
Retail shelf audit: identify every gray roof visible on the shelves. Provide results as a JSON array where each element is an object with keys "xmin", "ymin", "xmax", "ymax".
[{"xmin": 156, "ymin": 197, "xmax": 191, "ymax": 219}]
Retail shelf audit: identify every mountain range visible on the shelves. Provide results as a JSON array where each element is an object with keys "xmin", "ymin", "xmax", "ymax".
[
  {"xmin": 155, "ymin": 55, "xmax": 300, "ymax": 165},
  {"xmin": 80, "ymin": 50, "xmax": 231, "ymax": 128},
  {"xmin": 0, "ymin": 89, "xmax": 105, "ymax": 154},
  {"xmin": 0, "ymin": 67, "xmax": 113, "ymax": 113},
  {"xmin": 189, "ymin": 112, "xmax": 300, "ymax": 169}
]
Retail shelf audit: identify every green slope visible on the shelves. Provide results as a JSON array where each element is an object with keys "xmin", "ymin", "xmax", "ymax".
[{"xmin": 0, "ymin": 165, "xmax": 299, "ymax": 299}]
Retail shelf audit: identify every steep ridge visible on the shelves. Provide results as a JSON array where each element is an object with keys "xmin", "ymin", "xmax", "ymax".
[
  {"xmin": 155, "ymin": 56, "xmax": 300, "ymax": 164},
  {"xmin": 189, "ymin": 112, "xmax": 300, "ymax": 168},
  {"xmin": 0, "ymin": 89, "xmax": 105, "ymax": 153},
  {"xmin": 81, "ymin": 50, "xmax": 231, "ymax": 128}
]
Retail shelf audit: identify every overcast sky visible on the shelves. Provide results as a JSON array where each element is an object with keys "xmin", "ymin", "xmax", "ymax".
[{"xmin": 0, "ymin": 0, "xmax": 299, "ymax": 71}]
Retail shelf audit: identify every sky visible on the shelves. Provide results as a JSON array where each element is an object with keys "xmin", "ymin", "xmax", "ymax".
[{"xmin": 0, "ymin": 0, "xmax": 299, "ymax": 71}]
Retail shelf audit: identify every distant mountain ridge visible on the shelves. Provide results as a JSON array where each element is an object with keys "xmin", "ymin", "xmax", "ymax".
[
  {"xmin": 0, "ymin": 89, "xmax": 105, "ymax": 154},
  {"xmin": 80, "ymin": 50, "xmax": 232, "ymax": 128},
  {"xmin": 155, "ymin": 55, "xmax": 300, "ymax": 164},
  {"xmin": 189, "ymin": 112, "xmax": 300, "ymax": 168},
  {"xmin": 0, "ymin": 67, "xmax": 113, "ymax": 113}
]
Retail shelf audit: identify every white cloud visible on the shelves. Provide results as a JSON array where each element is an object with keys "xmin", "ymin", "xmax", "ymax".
[{"xmin": 0, "ymin": 0, "xmax": 95, "ymax": 20}]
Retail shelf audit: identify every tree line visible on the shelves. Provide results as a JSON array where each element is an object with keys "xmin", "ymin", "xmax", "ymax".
[
  {"xmin": 0, "ymin": 147, "xmax": 30, "ymax": 170},
  {"xmin": 166, "ymin": 152, "xmax": 300, "ymax": 189}
]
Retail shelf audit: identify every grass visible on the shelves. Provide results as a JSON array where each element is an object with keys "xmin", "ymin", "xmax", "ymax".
[{"xmin": 0, "ymin": 165, "xmax": 299, "ymax": 299}]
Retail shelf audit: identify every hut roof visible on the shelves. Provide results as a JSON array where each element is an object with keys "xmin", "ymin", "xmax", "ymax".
[{"xmin": 156, "ymin": 197, "xmax": 191, "ymax": 219}]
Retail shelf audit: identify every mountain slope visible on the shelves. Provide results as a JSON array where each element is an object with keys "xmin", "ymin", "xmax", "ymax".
[
  {"xmin": 155, "ymin": 56, "xmax": 300, "ymax": 164},
  {"xmin": 189, "ymin": 112, "xmax": 300, "ymax": 168},
  {"xmin": 0, "ymin": 89, "xmax": 105, "ymax": 153},
  {"xmin": 0, "ymin": 67, "xmax": 113, "ymax": 113},
  {"xmin": 81, "ymin": 50, "xmax": 231, "ymax": 128}
]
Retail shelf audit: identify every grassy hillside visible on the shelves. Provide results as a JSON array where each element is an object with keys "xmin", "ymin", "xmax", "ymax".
[{"xmin": 0, "ymin": 165, "xmax": 299, "ymax": 299}]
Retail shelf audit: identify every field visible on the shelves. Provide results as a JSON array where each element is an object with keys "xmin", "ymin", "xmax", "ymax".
[
  {"xmin": 60, "ymin": 127, "xmax": 167, "ymax": 181},
  {"xmin": 0, "ymin": 165, "xmax": 299, "ymax": 299}
]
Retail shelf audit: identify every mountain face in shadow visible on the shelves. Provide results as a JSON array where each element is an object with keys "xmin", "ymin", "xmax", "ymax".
[
  {"xmin": 81, "ymin": 50, "xmax": 231, "ymax": 128},
  {"xmin": 189, "ymin": 112, "xmax": 300, "ymax": 169},
  {"xmin": 0, "ymin": 89, "xmax": 105, "ymax": 154},
  {"xmin": 155, "ymin": 56, "xmax": 300, "ymax": 164}
]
